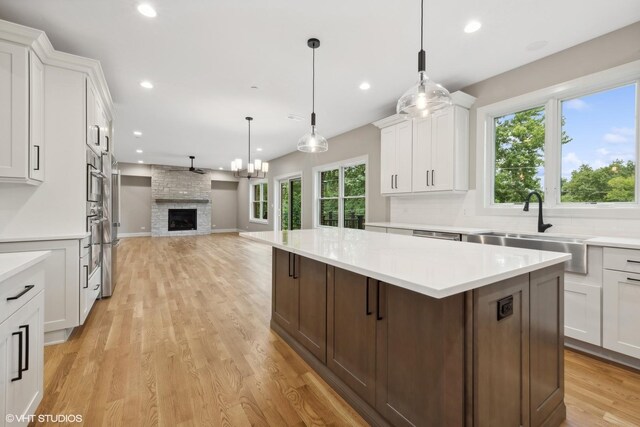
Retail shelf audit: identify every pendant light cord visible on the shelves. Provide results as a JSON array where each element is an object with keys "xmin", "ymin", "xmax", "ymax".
[
  {"xmin": 421, "ymin": 0, "xmax": 424, "ymax": 51},
  {"xmin": 248, "ymin": 119, "xmax": 251, "ymax": 166},
  {"xmin": 312, "ymin": 47, "xmax": 315, "ymax": 116}
]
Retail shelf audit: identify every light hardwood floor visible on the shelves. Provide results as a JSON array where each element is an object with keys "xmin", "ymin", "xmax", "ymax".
[{"xmin": 36, "ymin": 234, "xmax": 640, "ymax": 426}]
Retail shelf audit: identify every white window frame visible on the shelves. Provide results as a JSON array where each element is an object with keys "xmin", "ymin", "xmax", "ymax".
[
  {"xmin": 249, "ymin": 179, "xmax": 268, "ymax": 224},
  {"xmin": 477, "ymin": 60, "xmax": 640, "ymax": 219},
  {"xmin": 313, "ymin": 155, "xmax": 368, "ymax": 229},
  {"xmin": 273, "ymin": 171, "xmax": 303, "ymax": 231}
]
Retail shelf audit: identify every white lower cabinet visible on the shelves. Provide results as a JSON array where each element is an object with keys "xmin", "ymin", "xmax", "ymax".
[
  {"xmin": 0, "ymin": 239, "xmax": 83, "ymax": 344},
  {"xmin": 603, "ymin": 269, "xmax": 640, "ymax": 359},
  {"xmin": 1, "ymin": 265, "xmax": 45, "ymax": 427},
  {"xmin": 564, "ymin": 280, "xmax": 601, "ymax": 346}
]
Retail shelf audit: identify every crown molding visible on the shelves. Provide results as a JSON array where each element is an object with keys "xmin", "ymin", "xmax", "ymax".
[{"xmin": 0, "ymin": 19, "xmax": 114, "ymax": 117}]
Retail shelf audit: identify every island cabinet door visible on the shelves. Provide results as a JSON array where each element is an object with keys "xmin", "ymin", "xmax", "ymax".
[
  {"xmin": 529, "ymin": 266, "xmax": 565, "ymax": 426},
  {"xmin": 294, "ymin": 255, "xmax": 327, "ymax": 363},
  {"xmin": 272, "ymin": 248, "xmax": 298, "ymax": 335},
  {"xmin": 327, "ymin": 268, "xmax": 376, "ymax": 406},
  {"xmin": 375, "ymin": 282, "xmax": 465, "ymax": 427},
  {"xmin": 474, "ymin": 274, "xmax": 530, "ymax": 427}
]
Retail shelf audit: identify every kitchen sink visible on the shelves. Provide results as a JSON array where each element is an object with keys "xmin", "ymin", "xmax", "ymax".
[{"xmin": 466, "ymin": 232, "xmax": 588, "ymax": 274}]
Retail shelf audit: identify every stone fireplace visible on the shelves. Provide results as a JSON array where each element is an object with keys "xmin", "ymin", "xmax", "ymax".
[{"xmin": 151, "ymin": 165, "xmax": 212, "ymax": 237}]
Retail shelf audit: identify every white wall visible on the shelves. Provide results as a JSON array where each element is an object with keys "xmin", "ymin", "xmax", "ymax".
[{"xmin": 391, "ymin": 22, "xmax": 640, "ymax": 238}]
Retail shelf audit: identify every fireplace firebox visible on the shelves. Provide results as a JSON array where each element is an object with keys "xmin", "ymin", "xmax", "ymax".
[{"xmin": 168, "ymin": 209, "xmax": 197, "ymax": 231}]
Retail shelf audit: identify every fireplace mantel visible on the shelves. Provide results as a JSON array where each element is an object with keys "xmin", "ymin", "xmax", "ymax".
[{"xmin": 154, "ymin": 198, "xmax": 210, "ymax": 204}]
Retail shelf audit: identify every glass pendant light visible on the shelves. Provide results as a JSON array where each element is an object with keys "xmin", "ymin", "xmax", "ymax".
[
  {"xmin": 298, "ymin": 38, "xmax": 328, "ymax": 153},
  {"xmin": 396, "ymin": 0, "xmax": 451, "ymax": 118}
]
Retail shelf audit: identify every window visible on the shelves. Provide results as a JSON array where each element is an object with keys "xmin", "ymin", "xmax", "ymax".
[
  {"xmin": 481, "ymin": 62, "xmax": 640, "ymax": 214},
  {"xmin": 316, "ymin": 158, "xmax": 366, "ymax": 229},
  {"xmin": 560, "ymin": 84, "xmax": 636, "ymax": 203},
  {"xmin": 250, "ymin": 181, "xmax": 268, "ymax": 223},
  {"xmin": 494, "ymin": 106, "xmax": 546, "ymax": 203}
]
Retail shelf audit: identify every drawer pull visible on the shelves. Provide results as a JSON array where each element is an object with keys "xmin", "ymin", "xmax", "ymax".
[
  {"xmin": 627, "ymin": 277, "xmax": 640, "ymax": 283},
  {"xmin": 6, "ymin": 285, "xmax": 35, "ymax": 301},
  {"xmin": 627, "ymin": 259, "xmax": 640, "ymax": 264}
]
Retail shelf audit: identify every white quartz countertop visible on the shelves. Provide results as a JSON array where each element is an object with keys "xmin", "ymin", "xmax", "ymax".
[
  {"xmin": 365, "ymin": 222, "xmax": 492, "ymax": 235},
  {"xmin": 586, "ymin": 237, "xmax": 640, "ymax": 250},
  {"xmin": 240, "ymin": 228, "xmax": 570, "ymax": 299},
  {"xmin": 0, "ymin": 251, "xmax": 50, "ymax": 283},
  {"xmin": 0, "ymin": 232, "xmax": 90, "ymax": 243}
]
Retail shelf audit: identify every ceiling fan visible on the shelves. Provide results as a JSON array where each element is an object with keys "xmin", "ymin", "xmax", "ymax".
[{"xmin": 168, "ymin": 156, "xmax": 206, "ymax": 174}]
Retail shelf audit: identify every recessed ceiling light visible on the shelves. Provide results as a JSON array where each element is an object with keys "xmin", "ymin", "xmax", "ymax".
[
  {"xmin": 256, "ymin": 148, "xmax": 263, "ymax": 152},
  {"xmin": 137, "ymin": 4, "xmax": 157, "ymax": 18},
  {"xmin": 218, "ymin": 167, "xmax": 223, "ymax": 170},
  {"xmin": 250, "ymin": 85, "xmax": 259, "ymax": 89},
  {"xmin": 287, "ymin": 114, "xmax": 304, "ymax": 122},
  {"xmin": 133, "ymin": 131, "xmax": 142, "ymax": 137},
  {"xmin": 137, "ymin": 160, "xmax": 144, "ymax": 164},
  {"xmin": 359, "ymin": 82, "xmax": 371, "ymax": 90},
  {"xmin": 136, "ymin": 149, "xmax": 143, "ymax": 153},
  {"xmin": 464, "ymin": 20, "xmax": 482, "ymax": 33},
  {"xmin": 526, "ymin": 40, "xmax": 548, "ymax": 51},
  {"xmin": 140, "ymin": 80, "xmax": 154, "ymax": 89}
]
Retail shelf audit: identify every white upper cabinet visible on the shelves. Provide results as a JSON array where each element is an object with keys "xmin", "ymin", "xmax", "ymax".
[
  {"xmin": 0, "ymin": 41, "xmax": 29, "ymax": 183},
  {"xmin": 375, "ymin": 91, "xmax": 475, "ymax": 196},
  {"xmin": 413, "ymin": 106, "xmax": 469, "ymax": 193},
  {"xmin": 0, "ymin": 40, "xmax": 45, "ymax": 185},
  {"xmin": 29, "ymin": 52, "xmax": 45, "ymax": 182},
  {"xmin": 380, "ymin": 120, "xmax": 412, "ymax": 194}
]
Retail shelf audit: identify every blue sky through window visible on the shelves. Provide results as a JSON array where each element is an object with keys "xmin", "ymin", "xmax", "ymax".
[{"xmin": 561, "ymin": 84, "xmax": 637, "ymax": 179}]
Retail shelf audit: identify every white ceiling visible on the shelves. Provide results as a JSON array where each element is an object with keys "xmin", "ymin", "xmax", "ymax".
[{"xmin": 1, "ymin": 1, "xmax": 639, "ymax": 169}]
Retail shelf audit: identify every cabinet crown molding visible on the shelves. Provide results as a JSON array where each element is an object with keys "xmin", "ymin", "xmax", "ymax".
[
  {"xmin": 372, "ymin": 90, "xmax": 476, "ymax": 129},
  {"xmin": 0, "ymin": 18, "xmax": 113, "ymax": 118}
]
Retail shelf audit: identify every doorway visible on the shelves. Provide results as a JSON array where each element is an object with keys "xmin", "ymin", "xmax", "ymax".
[{"xmin": 278, "ymin": 176, "xmax": 302, "ymax": 231}]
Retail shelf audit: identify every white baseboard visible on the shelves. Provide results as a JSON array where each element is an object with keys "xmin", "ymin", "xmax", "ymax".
[
  {"xmin": 211, "ymin": 228, "xmax": 241, "ymax": 233},
  {"xmin": 119, "ymin": 232, "xmax": 152, "ymax": 238}
]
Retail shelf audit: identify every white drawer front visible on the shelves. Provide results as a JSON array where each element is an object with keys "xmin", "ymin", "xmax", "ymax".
[
  {"xmin": 0, "ymin": 266, "xmax": 45, "ymax": 324},
  {"xmin": 603, "ymin": 247, "xmax": 640, "ymax": 273},
  {"xmin": 603, "ymin": 270, "xmax": 640, "ymax": 359}
]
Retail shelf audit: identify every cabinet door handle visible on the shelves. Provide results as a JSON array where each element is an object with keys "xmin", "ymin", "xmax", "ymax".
[
  {"xmin": 6, "ymin": 285, "xmax": 35, "ymax": 301},
  {"xmin": 365, "ymin": 280, "xmax": 372, "ymax": 315},
  {"xmin": 94, "ymin": 284, "xmax": 101, "ymax": 291},
  {"xmin": 626, "ymin": 277, "xmax": 640, "ymax": 282},
  {"xmin": 94, "ymin": 125, "xmax": 100, "ymax": 146},
  {"xmin": 34, "ymin": 145, "xmax": 41, "ymax": 171},
  {"xmin": 19, "ymin": 325, "xmax": 29, "ymax": 372},
  {"xmin": 426, "ymin": 170, "xmax": 429, "ymax": 187},
  {"xmin": 394, "ymin": 174, "xmax": 398, "ymax": 189},
  {"xmin": 288, "ymin": 252, "xmax": 293, "ymax": 277},
  {"xmin": 83, "ymin": 265, "xmax": 89, "ymax": 289},
  {"xmin": 105, "ymin": 135, "xmax": 110, "ymax": 153},
  {"xmin": 293, "ymin": 255, "xmax": 299, "ymax": 279},
  {"xmin": 626, "ymin": 260, "xmax": 640, "ymax": 264},
  {"xmin": 376, "ymin": 281, "xmax": 384, "ymax": 321},
  {"xmin": 390, "ymin": 175, "xmax": 394, "ymax": 190},
  {"xmin": 432, "ymin": 169, "xmax": 435, "ymax": 186},
  {"xmin": 11, "ymin": 330, "xmax": 23, "ymax": 382}
]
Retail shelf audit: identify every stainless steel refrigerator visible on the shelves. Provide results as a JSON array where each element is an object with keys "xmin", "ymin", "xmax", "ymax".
[{"xmin": 102, "ymin": 154, "xmax": 120, "ymax": 297}]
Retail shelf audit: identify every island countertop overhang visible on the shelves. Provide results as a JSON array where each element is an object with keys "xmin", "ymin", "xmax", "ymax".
[{"xmin": 240, "ymin": 228, "xmax": 571, "ymax": 299}]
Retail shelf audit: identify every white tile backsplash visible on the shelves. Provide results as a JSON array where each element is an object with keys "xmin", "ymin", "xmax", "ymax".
[{"xmin": 390, "ymin": 190, "xmax": 640, "ymax": 238}]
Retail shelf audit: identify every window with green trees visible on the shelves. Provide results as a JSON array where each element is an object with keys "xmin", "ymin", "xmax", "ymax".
[
  {"xmin": 250, "ymin": 182, "xmax": 268, "ymax": 222},
  {"xmin": 317, "ymin": 161, "xmax": 366, "ymax": 229},
  {"xmin": 493, "ymin": 82, "xmax": 637, "ymax": 205}
]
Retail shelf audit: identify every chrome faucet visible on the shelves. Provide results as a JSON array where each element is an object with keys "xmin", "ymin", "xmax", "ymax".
[{"xmin": 523, "ymin": 191, "xmax": 552, "ymax": 233}]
